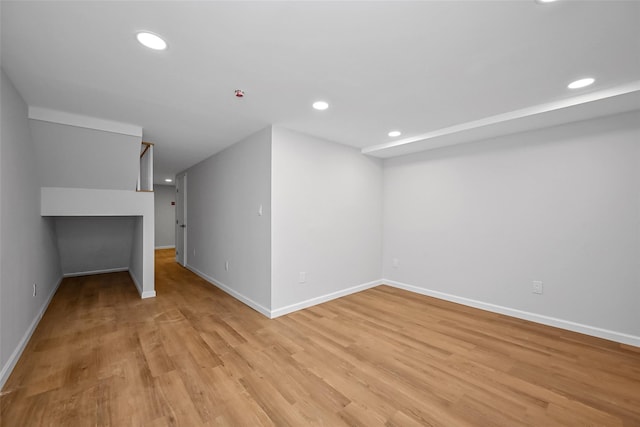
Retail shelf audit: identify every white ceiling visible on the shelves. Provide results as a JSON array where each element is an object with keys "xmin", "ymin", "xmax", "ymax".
[{"xmin": 2, "ymin": 1, "xmax": 639, "ymax": 183}]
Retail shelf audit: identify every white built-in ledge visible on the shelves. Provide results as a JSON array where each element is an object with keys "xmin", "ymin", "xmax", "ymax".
[{"xmin": 41, "ymin": 187, "xmax": 155, "ymax": 299}]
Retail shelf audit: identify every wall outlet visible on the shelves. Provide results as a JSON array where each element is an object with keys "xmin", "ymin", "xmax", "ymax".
[
  {"xmin": 532, "ymin": 281, "xmax": 543, "ymax": 295},
  {"xmin": 193, "ymin": 248, "xmax": 196, "ymax": 257},
  {"xmin": 33, "ymin": 283, "xmax": 37, "ymax": 297},
  {"xmin": 392, "ymin": 258, "xmax": 399, "ymax": 268},
  {"xmin": 299, "ymin": 272, "xmax": 306, "ymax": 283},
  {"xmin": 225, "ymin": 261, "xmax": 229, "ymax": 271},
  {"xmin": 258, "ymin": 204, "xmax": 263, "ymax": 216}
]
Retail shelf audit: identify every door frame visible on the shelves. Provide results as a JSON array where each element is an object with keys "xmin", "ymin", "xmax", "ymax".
[{"xmin": 175, "ymin": 173, "xmax": 187, "ymax": 267}]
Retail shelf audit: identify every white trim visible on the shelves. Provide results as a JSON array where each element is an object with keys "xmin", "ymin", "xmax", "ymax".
[
  {"xmin": 186, "ymin": 264, "xmax": 271, "ymax": 317},
  {"xmin": 155, "ymin": 245, "xmax": 175, "ymax": 250},
  {"xmin": 63, "ymin": 267, "xmax": 128, "ymax": 278},
  {"xmin": 28, "ymin": 106, "xmax": 142, "ymax": 137},
  {"xmin": 128, "ymin": 270, "xmax": 156, "ymax": 298},
  {"xmin": 270, "ymin": 280, "xmax": 382, "ymax": 318},
  {"xmin": 0, "ymin": 275, "xmax": 63, "ymax": 389},
  {"xmin": 384, "ymin": 279, "xmax": 640, "ymax": 348},
  {"xmin": 141, "ymin": 290, "xmax": 157, "ymax": 299}
]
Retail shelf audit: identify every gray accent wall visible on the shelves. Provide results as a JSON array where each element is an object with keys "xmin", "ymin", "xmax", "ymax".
[
  {"xmin": 0, "ymin": 69, "xmax": 62, "ymax": 386},
  {"xmin": 54, "ymin": 217, "xmax": 135, "ymax": 276}
]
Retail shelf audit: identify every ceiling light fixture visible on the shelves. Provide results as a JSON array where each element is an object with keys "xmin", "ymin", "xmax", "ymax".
[
  {"xmin": 164, "ymin": 178, "xmax": 173, "ymax": 183},
  {"xmin": 136, "ymin": 32, "xmax": 167, "ymax": 50},
  {"xmin": 312, "ymin": 101, "xmax": 329, "ymax": 111},
  {"xmin": 535, "ymin": 0, "xmax": 558, "ymax": 3},
  {"xmin": 388, "ymin": 130, "xmax": 402, "ymax": 137},
  {"xmin": 568, "ymin": 77, "xmax": 595, "ymax": 89}
]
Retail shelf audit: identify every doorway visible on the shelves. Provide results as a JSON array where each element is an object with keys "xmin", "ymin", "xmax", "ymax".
[{"xmin": 175, "ymin": 173, "xmax": 187, "ymax": 266}]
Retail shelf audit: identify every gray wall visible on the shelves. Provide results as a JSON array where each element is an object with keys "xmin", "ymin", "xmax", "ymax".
[
  {"xmin": 383, "ymin": 111, "xmax": 640, "ymax": 337},
  {"xmin": 185, "ymin": 128, "xmax": 272, "ymax": 311},
  {"xmin": 129, "ymin": 216, "xmax": 144, "ymax": 294},
  {"xmin": 29, "ymin": 120, "xmax": 140, "ymax": 190},
  {"xmin": 271, "ymin": 128, "xmax": 383, "ymax": 312},
  {"xmin": 0, "ymin": 69, "xmax": 62, "ymax": 386},
  {"xmin": 154, "ymin": 184, "xmax": 175, "ymax": 248},
  {"xmin": 54, "ymin": 217, "xmax": 134, "ymax": 276}
]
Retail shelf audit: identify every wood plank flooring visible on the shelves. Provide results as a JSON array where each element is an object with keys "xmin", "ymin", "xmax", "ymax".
[{"xmin": 2, "ymin": 248, "xmax": 639, "ymax": 426}]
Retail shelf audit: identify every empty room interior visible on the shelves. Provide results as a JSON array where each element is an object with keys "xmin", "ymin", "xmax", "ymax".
[{"xmin": 1, "ymin": 1, "xmax": 639, "ymax": 426}]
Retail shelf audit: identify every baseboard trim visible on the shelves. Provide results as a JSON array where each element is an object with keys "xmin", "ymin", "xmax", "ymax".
[
  {"xmin": 141, "ymin": 290, "xmax": 157, "ymax": 298},
  {"xmin": 270, "ymin": 280, "xmax": 383, "ymax": 319},
  {"xmin": 63, "ymin": 267, "xmax": 128, "ymax": 278},
  {"xmin": 155, "ymin": 245, "xmax": 175, "ymax": 250},
  {"xmin": 186, "ymin": 264, "xmax": 271, "ymax": 318},
  {"xmin": 0, "ymin": 275, "xmax": 63, "ymax": 390},
  {"xmin": 383, "ymin": 279, "xmax": 640, "ymax": 348},
  {"xmin": 128, "ymin": 270, "xmax": 155, "ymax": 298}
]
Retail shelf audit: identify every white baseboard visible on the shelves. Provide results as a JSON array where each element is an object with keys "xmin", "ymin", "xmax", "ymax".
[
  {"xmin": 270, "ymin": 280, "xmax": 382, "ymax": 318},
  {"xmin": 186, "ymin": 264, "xmax": 271, "ymax": 317},
  {"xmin": 128, "ymin": 270, "xmax": 155, "ymax": 298},
  {"xmin": 155, "ymin": 245, "xmax": 175, "ymax": 250},
  {"xmin": 141, "ymin": 290, "xmax": 156, "ymax": 298},
  {"xmin": 384, "ymin": 279, "xmax": 640, "ymax": 348},
  {"xmin": 0, "ymin": 275, "xmax": 63, "ymax": 390},
  {"xmin": 63, "ymin": 267, "xmax": 128, "ymax": 277}
]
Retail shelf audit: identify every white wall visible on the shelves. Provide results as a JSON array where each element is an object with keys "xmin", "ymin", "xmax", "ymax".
[
  {"xmin": 383, "ymin": 111, "xmax": 640, "ymax": 341},
  {"xmin": 54, "ymin": 217, "xmax": 134, "ymax": 276},
  {"xmin": 271, "ymin": 128, "xmax": 383, "ymax": 315},
  {"xmin": 130, "ymin": 216, "xmax": 144, "ymax": 296},
  {"xmin": 184, "ymin": 128, "xmax": 272, "ymax": 313},
  {"xmin": 0, "ymin": 70, "xmax": 62, "ymax": 388},
  {"xmin": 29, "ymin": 119, "xmax": 141, "ymax": 190},
  {"xmin": 154, "ymin": 184, "xmax": 175, "ymax": 248}
]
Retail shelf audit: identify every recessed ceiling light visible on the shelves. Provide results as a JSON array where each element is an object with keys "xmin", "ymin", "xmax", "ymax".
[
  {"xmin": 536, "ymin": 0, "xmax": 558, "ymax": 3},
  {"xmin": 567, "ymin": 77, "xmax": 595, "ymax": 89},
  {"xmin": 312, "ymin": 101, "xmax": 329, "ymax": 111},
  {"xmin": 388, "ymin": 131, "xmax": 402, "ymax": 137},
  {"xmin": 136, "ymin": 32, "xmax": 167, "ymax": 50},
  {"xmin": 164, "ymin": 178, "xmax": 173, "ymax": 183}
]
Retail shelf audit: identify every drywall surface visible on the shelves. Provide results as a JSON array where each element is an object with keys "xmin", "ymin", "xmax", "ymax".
[
  {"xmin": 41, "ymin": 187, "xmax": 155, "ymax": 298},
  {"xmin": 54, "ymin": 217, "xmax": 134, "ymax": 276},
  {"xmin": 154, "ymin": 184, "xmax": 175, "ymax": 248},
  {"xmin": 383, "ymin": 111, "xmax": 640, "ymax": 338},
  {"xmin": 271, "ymin": 128, "xmax": 383, "ymax": 312},
  {"xmin": 29, "ymin": 119, "xmax": 140, "ymax": 190},
  {"xmin": 0, "ymin": 70, "xmax": 62, "ymax": 388},
  {"xmin": 130, "ymin": 216, "xmax": 145, "ymax": 296},
  {"xmin": 184, "ymin": 128, "xmax": 272, "ymax": 312}
]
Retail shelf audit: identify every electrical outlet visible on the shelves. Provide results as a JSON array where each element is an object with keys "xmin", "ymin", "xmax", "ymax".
[
  {"xmin": 33, "ymin": 283, "xmax": 37, "ymax": 297},
  {"xmin": 193, "ymin": 248, "xmax": 196, "ymax": 257},
  {"xmin": 392, "ymin": 258, "xmax": 399, "ymax": 268},
  {"xmin": 532, "ymin": 281, "xmax": 543, "ymax": 295},
  {"xmin": 225, "ymin": 261, "xmax": 229, "ymax": 271},
  {"xmin": 299, "ymin": 272, "xmax": 306, "ymax": 283}
]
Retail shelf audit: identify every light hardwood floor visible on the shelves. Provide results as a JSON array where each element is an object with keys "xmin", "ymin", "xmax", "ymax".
[{"xmin": 2, "ymin": 249, "xmax": 639, "ymax": 426}]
